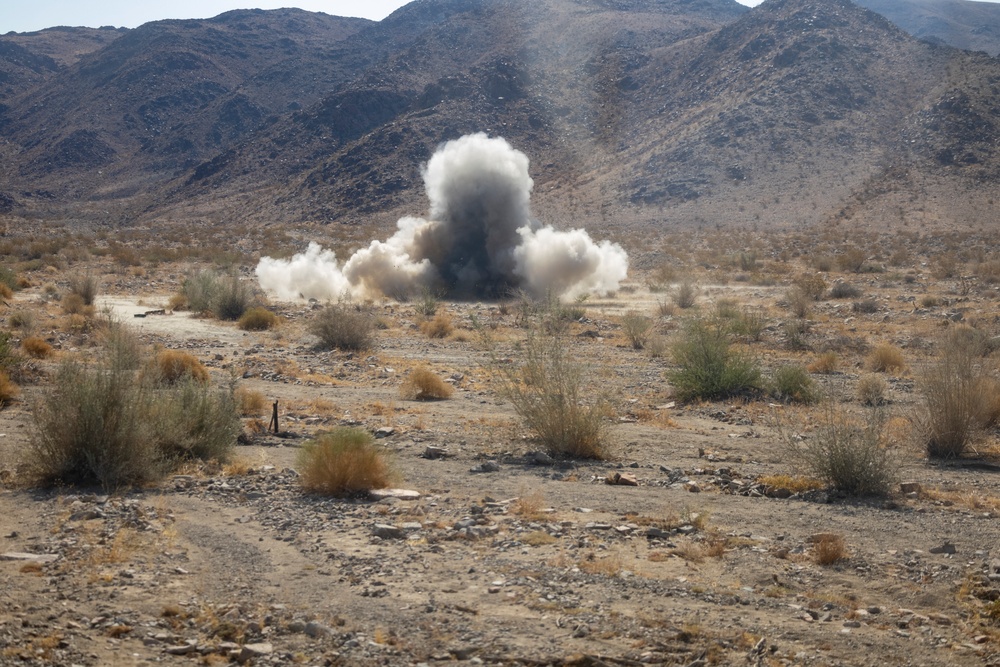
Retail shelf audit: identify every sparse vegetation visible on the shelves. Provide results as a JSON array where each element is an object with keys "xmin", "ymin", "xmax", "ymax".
[
  {"xmin": 812, "ymin": 533, "xmax": 848, "ymax": 566},
  {"xmin": 771, "ymin": 364, "xmax": 818, "ymax": 404},
  {"xmin": 400, "ymin": 366, "xmax": 453, "ymax": 400},
  {"xmin": 153, "ymin": 349, "xmax": 210, "ymax": 384},
  {"xmin": 297, "ymin": 428, "xmax": 397, "ymax": 497},
  {"xmin": 67, "ymin": 272, "xmax": 99, "ymax": 306},
  {"xmin": 795, "ymin": 407, "xmax": 895, "ymax": 496},
  {"xmin": 238, "ymin": 307, "xmax": 279, "ymax": 331},
  {"xmin": 310, "ymin": 300, "xmax": 375, "ymax": 351},
  {"xmin": 21, "ymin": 336, "xmax": 53, "ymax": 359},
  {"xmin": 674, "ymin": 281, "xmax": 697, "ymax": 309},
  {"xmin": 420, "ymin": 312, "xmax": 454, "ymax": 339},
  {"xmin": 865, "ymin": 344, "xmax": 906, "ymax": 373},
  {"xmin": 807, "ymin": 351, "xmax": 838, "ymax": 374},
  {"xmin": 620, "ymin": 310, "xmax": 653, "ymax": 349},
  {"xmin": 669, "ymin": 320, "xmax": 762, "ymax": 401},
  {"xmin": 234, "ymin": 386, "xmax": 267, "ymax": 416},
  {"xmin": 856, "ymin": 373, "xmax": 888, "ymax": 406}
]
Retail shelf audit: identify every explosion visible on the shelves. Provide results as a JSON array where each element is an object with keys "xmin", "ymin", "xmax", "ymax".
[{"xmin": 256, "ymin": 133, "xmax": 628, "ymax": 300}]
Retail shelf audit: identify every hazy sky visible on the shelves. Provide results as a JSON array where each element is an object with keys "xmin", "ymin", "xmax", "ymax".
[{"xmin": 3, "ymin": 0, "xmax": 766, "ymax": 33}]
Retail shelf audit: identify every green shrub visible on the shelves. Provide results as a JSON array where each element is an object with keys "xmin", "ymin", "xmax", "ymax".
[
  {"xmin": 620, "ymin": 310, "xmax": 653, "ymax": 350},
  {"xmin": 728, "ymin": 308, "xmax": 766, "ymax": 342},
  {"xmin": 238, "ymin": 307, "xmax": 279, "ymax": 331},
  {"xmin": 213, "ymin": 275, "xmax": 253, "ymax": 321},
  {"xmin": 772, "ymin": 364, "xmax": 818, "ymax": 404},
  {"xmin": 669, "ymin": 320, "xmax": 762, "ymax": 401},
  {"xmin": 310, "ymin": 301, "xmax": 374, "ymax": 351},
  {"xmin": 298, "ymin": 428, "xmax": 397, "ymax": 497},
  {"xmin": 484, "ymin": 313, "xmax": 610, "ymax": 459},
  {"xmin": 796, "ymin": 407, "xmax": 895, "ymax": 496},
  {"xmin": 150, "ymin": 379, "xmax": 240, "ymax": 463}
]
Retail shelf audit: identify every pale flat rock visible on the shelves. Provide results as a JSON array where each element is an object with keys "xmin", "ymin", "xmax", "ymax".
[
  {"xmin": 369, "ymin": 488, "xmax": 421, "ymax": 500},
  {"xmin": 1, "ymin": 552, "xmax": 58, "ymax": 563}
]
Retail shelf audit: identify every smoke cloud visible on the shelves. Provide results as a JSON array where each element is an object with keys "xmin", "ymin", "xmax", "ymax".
[{"xmin": 256, "ymin": 133, "xmax": 628, "ymax": 301}]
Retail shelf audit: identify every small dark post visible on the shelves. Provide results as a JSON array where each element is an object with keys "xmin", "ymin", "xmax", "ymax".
[{"xmin": 269, "ymin": 400, "xmax": 279, "ymax": 434}]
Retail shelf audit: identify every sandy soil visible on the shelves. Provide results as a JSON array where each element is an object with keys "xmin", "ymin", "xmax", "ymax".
[{"xmin": 2, "ymin": 276, "xmax": 1000, "ymax": 667}]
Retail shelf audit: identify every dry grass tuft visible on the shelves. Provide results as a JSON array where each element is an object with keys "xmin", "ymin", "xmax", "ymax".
[
  {"xmin": 856, "ymin": 373, "xmax": 888, "ymax": 406},
  {"xmin": 420, "ymin": 313, "xmax": 454, "ymax": 339},
  {"xmin": 237, "ymin": 307, "xmax": 279, "ymax": 331},
  {"xmin": 234, "ymin": 387, "xmax": 267, "ymax": 416},
  {"xmin": 807, "ymin": 351, "xmax": 838, "ymax": 374},
  {"xmin": 21, "ymin": 336, "xmax": 53, "ymax": 359},
  {"xmin": 758, "ymin": 474, "xmax": 824, "ymax": 494},
  {"xmin": 865, "ymin": 344, "xmax": 906, "ymax": 374},
  {"xmin": 154, "ymin": 349, "xmax": 209, "ymax": 384},
  {"xmin": 400, "ymin": 366, "xmax": 453, "ymax": 401},
  {"xmin": 511, "ymin": 490, "xmax": 547, "ymax": 521},
  {"xmin": 812, "ymin": 533, "xmax": 848, "ymax": 566},
  {"xmin": 297, "ymin": 428, "xmax": 398, "ymax": 497},
  {"xmin": 0, "ymin": 371, "xmax": 19, "ymax": 406}
]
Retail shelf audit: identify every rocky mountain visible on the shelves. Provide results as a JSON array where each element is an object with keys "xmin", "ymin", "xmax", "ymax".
[
  {"xmin": 857, "ymin": 0, "xmax": 1000, "ymax": 55},
  {"xmin": 0, "ymin": 0, "xmax": 998, "ymax": 234}
]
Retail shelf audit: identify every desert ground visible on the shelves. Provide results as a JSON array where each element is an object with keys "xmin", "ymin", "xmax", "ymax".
[{"xmin": 1, "ymin": 224, "xmax": 1000, "ymax": 667}]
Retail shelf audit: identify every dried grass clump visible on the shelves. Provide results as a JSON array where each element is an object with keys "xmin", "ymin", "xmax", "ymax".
[
  {"xmin": 237, "ymin": 307, "xmax": 279, "ymax": 331},
  {"xmin": 67, "ymin": 272, "xmax": 99, "ymax": 306},
  {"xmin": 856, "ymin": 373, "xmax": 888, "ymax": 406},
  {"xmin": 234, "ymin": 387, "xmax": 267, "ymax": 416},
  {"xmin": 917, "ymin": 332, "xmax": 1000, "ymax": 458},
  {"xmin": 420, "ymin": 313, "xmax": 454, "ymax": 339},
  {"xmin": 297, "ymin": 428, "xmax": 397, "ymax": 497},
  {"xmin": 22, "ymin": 336, "xmax": 53, "ymax": 359},
  {"xmin": 865, "ymin": 344, "xmax": 906, "ymax": 373},
  {"xmin": 310, "ymin": 301, "xmax": 374, "ymax": 351},
  {"xmin": 62, "ymin": 293, "xmax": 95, "ymax": 317},
  {"xmin": 812, "ymin": 533, "xmax": 847, "ymax": 566},
  {"xmin": 674, "ymin": 281, "xmax": 697, "ymax": 309},
  {"xmin": 0, "ymin": 370, "xmax": 19, "ymax": 406},
  {"xmin": 154, "ymin": 350, "xmax": 209, "ymax": 384},
  {"xmin": 400, "ymin": 367, "xmax": 453, "ymax": 401},
  {"xmin": 807, "ymin": 351, "xmax": 838, "ymax": 374}
]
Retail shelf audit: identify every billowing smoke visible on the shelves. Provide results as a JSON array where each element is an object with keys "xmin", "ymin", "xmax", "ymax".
[{"xmin": 256, "ymin": 133, "xmax": 628, "ymax": 301}]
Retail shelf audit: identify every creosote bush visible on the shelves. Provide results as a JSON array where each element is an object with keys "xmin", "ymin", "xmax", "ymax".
[
  {"xmin": 180, "ymin": 270, "xmax": 254, "ymax": 320},
  {"xmin": 67, "ymin": 272, "xmax": 99, "ymax": 306},
  {"xmin": 400, "ymin": 366, "xmax": 453, "ymax": 401},
  {"xmin": 483, "ymin": 304, "xmax": 611, "ymax": 459},
  {"xmin": 27, "ymin": 341, "xmax": 239, "ymax": 490},
  {"xmin": 310, "ymin": 300, "xmax": 374, "ymax": 351},
  {"xmin": 795, "ymin": 406, "xmax": 896, "ymax": 496},
  {"xmin": 771, "ymin": 364, "xmax": 818, "ymax": 404},
  {"xmin": 297, "ymin": 428, "xmax": 397, "ymax": 497},
  {"xmin": 238, "ymin": 307, "xmax": 279, "ymax": 331},
  {"xmin": 669, "ymin": 320, "xmax": 762, "ymax": 401}
]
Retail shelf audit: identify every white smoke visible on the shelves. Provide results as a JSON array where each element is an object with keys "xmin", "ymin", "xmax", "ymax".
[{"xmin": 256, "ymin": 133, "xmax": 628, "ymax": 301}]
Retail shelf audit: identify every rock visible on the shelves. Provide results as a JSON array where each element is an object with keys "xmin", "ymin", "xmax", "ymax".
[
  {"xmin": 470, "ymin": 461, "xmax": 500, "ymax": 473},
  {"xmin": 400, "ymin": 522, "xmax": 423, "ymax": 532},
  {"xmin": 899, "ymin": 481, "xmax": 921, "ymax": 494},
  {"xmin": 0, "ymin": 552, "xmax": 58, "ymax": 563},
  {"xmin": 684, "ymin": 481, "xmax": 701, "ymax": 493},
  {"xmin": 929, "ymin": 541, "xmax": 956, "ymax": 555},
  {"xmin": 165, "ymin": 643, "xmax": 199, "ymax": 655},
  {"xmin": 375, "ymin": 427, "xmax": 395, "ymax": 439},
  {"xmin": 237, "ymin": 643, "xmax": 273, "ymax": 663},
  {"xmin": 527, "ymin": 450, "xmax": 554, "ymax": 465},
  {"xmin": 605, "ymin": 472, "xmax": 638, "ymax": 486},
  {"xmin": 369, "ymin": 488, "xmax": 421, "ymax": 501},
  {"xmin": 304, "ymin": 621, "xmax": 332, "ymax": 638},
  {"xmin": 372, "ymin": 524, "xmax": 403, "ymax": 539},
  {"xmin": 422, "ymin": 446, "xmax": 450, "ymax": 459}
]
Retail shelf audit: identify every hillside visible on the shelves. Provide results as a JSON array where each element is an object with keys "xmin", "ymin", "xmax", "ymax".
[
  {"xmin": 857, "ymin": 0, "xmax": 1000, "ymax": 55},
  {"xmin": 0, "ymin": 0, "xmax": 998, "ymax": 237}
]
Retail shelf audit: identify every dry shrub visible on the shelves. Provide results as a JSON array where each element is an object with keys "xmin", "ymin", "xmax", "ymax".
[
  {"xmin": 167, "ymin": 293, "xmax": 187, "ymax": 311},
  {"xmin": 865, "ymin": 344, "xmax": 906, "ymax": 373},
  {"xmin": 856, "ymin": 373, "xmax": 888, "ymax": 406},
  {"xmin": 812, "ymin": 534, "xmax": 847, "ymax": 566},
  {"xmin": 400, "ymin": 366, "xmax": 453, "ymax": 400},
  {"xmin": 917, "ymin": 332, "xmax": 1000, "ymax": 458},
  {"xmin": 67, "ymin": 272, "xmax": 99, "ymax": 306},
  {"xmin": 22, "ymin": 336, "xmax": 53, "ymax": 359},
  {"xmin": 0, "ymin": 370, "xmax": 19, "ymax": 406},
  {"xmin": 61, "ymin": 293, "xmax": 94, "ymax": 316},
  {"xmin": 795, "ymin": 406, "xmax": 896, "ymax": 496},
  {"xmin": 620, "ymin": 310, "xmax": 653, "ymax": 350},
  {"xmin": 794, "ymin": 274, "xmax": 827, "ymax": 301},
  {"xmin": 511, "ymin": 490, "xmax": 546, "ymax": 521},
  {"xmin": 9, "ymin": 310, "xmax": 35, "ymax": 331},
  {"xmin": 771, "ymin": 364, "xmax": 818, "ymax": 404},
  {"xmin": 420, "ymin": 313, "xmax": 454, "ymax": 339},
  {"xmin": 310, "ymin": 301, "xmax": 374, "ymax": 351},
  {"xmin": 297, "ymin": 428, "xmax": 397, "ymax": 497},
  {"xmin": 0, "ymin": 283, "xmax": 12, "ymax": 300},
  {"xmin": 758, "ymin": 474, "xmax": 824, "ymax": 494},
  {"xmin": 578, "ymin": 551, "xmax": 622, "ymax": 576},
  {"xmin": 237, "ymin": 307, "xmax": 278, "ymax": 331},
  {"xmin": 828, "ymin": 282, "xmax": 861, "ymax": 299},
  {"xmin": 234, "ymin": 386, "xmax": 267, "ymax": 416},
  {"xmin": 486, "ymin": 322, "xmax": 610, "ymax": 459},
  {"xmin": 807, "ymin": 351, "xmax": 838, "ymax": 374},
  {"xmin": 674, "ymin": 281, "xmax": 697, "ymax": 309},
  {"xmin": 785, "ymin": 287, "xmax": 812, "ymax": 319},
  {"xmin": 154, "ymin": 350, "xmax": 209, "ymax": 384}
]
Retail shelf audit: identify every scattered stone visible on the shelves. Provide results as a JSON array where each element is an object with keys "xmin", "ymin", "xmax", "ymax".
[
  {"xmin": 237, "ymin": 642, "xmax": 273, "ymax": 663},
  {"xmin": 0, "ymin": 552, "xmax": 58, "ymax": 563},
  {"xmin": 684, "ymin": 480, "xmax": 701, "ymax": 493},
  {"xmin": 422, "ymin": 446, "xmax": 450, "ymax": 459},
  {"xmin": 304, "ymin": 621, "xmax": 332, "ymax": 638},
  {"xmin": 899, "ymin": 482, "xmax": 921, "ymax": 494},
  {"xmin": 470, "ymin": 461, "xmax": 500, "ymax": 473},
  {"xmin": 372, "ymin": 524, "xmax": 403, "ymax": 540},
  {"xmin": 605, "ymin": 472, "xmax": 638, "ymax": 486},
  {"xmin": 929, "ymin": 541, "xmax": 956, "ymax": 555},
  {"xmin": 527, "ymin": 450, "xmax": 554, "ymax": 465},
  {"xmin": 164, "ymin": 643, "xmax": 199, "ymax": 656},
  {"xmin": 369, "ymin": 488, "xmax": 421, "ymax": 501},
  {"xmin": 375, "ymin": 427, "xmax": 395, "ymax": 439}
]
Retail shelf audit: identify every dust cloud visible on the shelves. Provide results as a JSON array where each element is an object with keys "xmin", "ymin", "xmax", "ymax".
[{"xmin": 256, "ymin": 133, "xmax": 628, "ymax": 301}]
